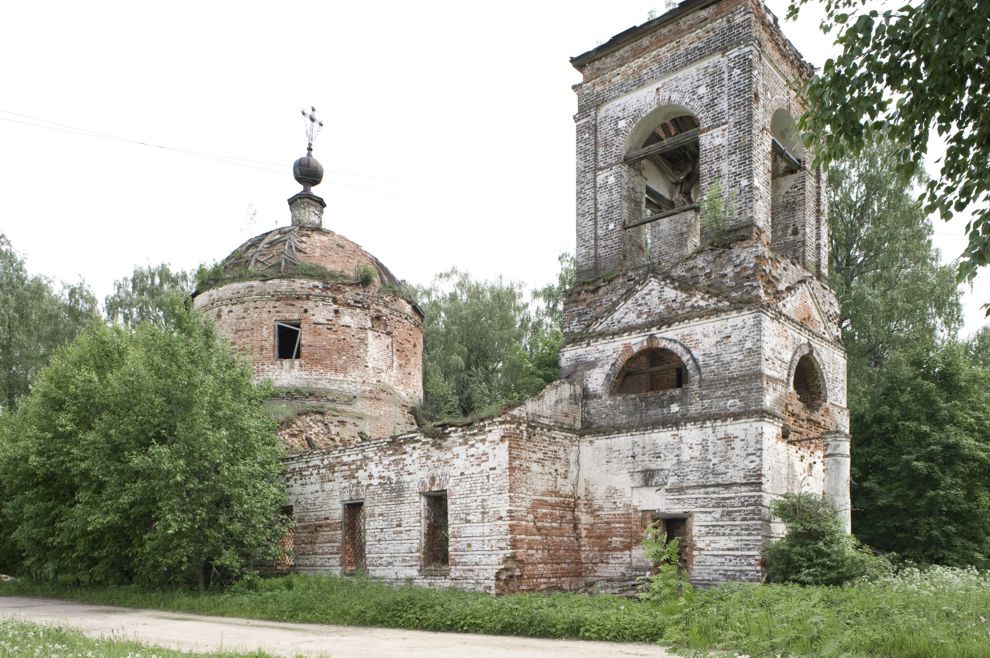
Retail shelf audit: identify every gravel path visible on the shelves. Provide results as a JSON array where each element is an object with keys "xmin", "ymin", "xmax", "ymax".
[{"xmin": 0, "ymin": 596, "xmax": 677, "ymax": 657}]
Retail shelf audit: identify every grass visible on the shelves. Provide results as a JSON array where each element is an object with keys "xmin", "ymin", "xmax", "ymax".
[
  {"xmin": 194, "ymin": 262, "xmax": 353, "ymax": 295},
  {"xmin": 2, "ymin": 566, "xmax": 989, "ymax": 657},
  {"xmin": 665, "ymin": 567, "xmax": 990, "ymax": 657},
  {"xmin": 0, "ymin": 618, "xmax": 278, "ymax": 658}
]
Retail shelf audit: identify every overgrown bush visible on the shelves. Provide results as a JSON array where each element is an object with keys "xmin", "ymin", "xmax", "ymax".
[
  {"xmin": 0, "ymin": 301, "xmax": 289, "ymax": 589},
  {"xmin": 354, "ymin": 264, "xmax": 377, "ymax": 286},
  {"xmin": 766, "ymin": 493, "xmax": 890, "ymax": 585}
]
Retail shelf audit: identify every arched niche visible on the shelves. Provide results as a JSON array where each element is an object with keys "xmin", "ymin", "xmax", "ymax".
[{"xmin": 787, "ymin": 344, "xmax": 827, "ymax": 409}]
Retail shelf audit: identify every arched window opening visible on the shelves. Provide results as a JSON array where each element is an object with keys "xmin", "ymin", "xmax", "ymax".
[
  {"xmin": 771, "ymin": 109, "xmax": 804, "ymax": 177},
  {"xmin": 625, "ymin": 114, "xmax": 701, "ymax": 222},
  {"xmin": 792, "ymin": 354, "xmax": 824, "ymax": 409},
  {"xmin": 770, "ymin": 109, "xmax": 807, "ymax": 257},
  {"xmin": 614, "ymin": 348, "xmax": 687, "ymax": 395}
]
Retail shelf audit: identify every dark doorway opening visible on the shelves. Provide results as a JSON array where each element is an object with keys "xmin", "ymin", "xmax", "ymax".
[
  {"xmin": 647, "ymin": 512, "xmax": 692, "ymax": 572},
  {"xmin": 342, "ymin": 501, "xmax": 366, "ymax": 574},
  {"xmin": 423, "ymin": 491, "xmax": 449, "ymax": 569}
]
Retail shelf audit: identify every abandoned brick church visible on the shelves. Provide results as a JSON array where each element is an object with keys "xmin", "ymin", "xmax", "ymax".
[{"xmin": 192, "ymin": 0, "xmax": 851, "ymax": 592}]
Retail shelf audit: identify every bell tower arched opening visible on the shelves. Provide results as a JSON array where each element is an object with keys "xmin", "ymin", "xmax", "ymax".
[
  {"xmin": 613, "ymin": 347, "xmax": 688, "ymax": 395},
  {"xmin": 621, "ymin": 108, "xmax": 701, "ymax": 269},
  {"xmin": 770, "ymin": 109, "xmax": 810, "ymax": 265}
]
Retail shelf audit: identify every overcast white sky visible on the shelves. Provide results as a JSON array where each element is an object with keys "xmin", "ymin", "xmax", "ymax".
[{"xmin": 1, "ymin": 0, "xmax": 986, "ymax": 335}]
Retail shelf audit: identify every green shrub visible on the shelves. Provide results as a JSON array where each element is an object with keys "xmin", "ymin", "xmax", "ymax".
[
  {"xmin": 700, "ymin": 180, "xmax": 736, "ymax": 246},
  {"xmin": 766, "ymin": 493, "xmax": 890, "ymax": 585},
  {"xmin": 355, "ymin": 264, "xmax": 377, "ymax": 286},
  {"xmin": 638, "ymin": 522, "xmax": 693, "ymax": 603},
  {"xmin": 0, "ymin": 303, "xmax": 289, "ymax": 589}
]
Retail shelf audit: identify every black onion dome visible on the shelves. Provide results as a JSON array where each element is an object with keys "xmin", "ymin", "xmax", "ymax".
[{"xmin": 293, "ymin": 155, "xmax": 324, "ymax": 189}]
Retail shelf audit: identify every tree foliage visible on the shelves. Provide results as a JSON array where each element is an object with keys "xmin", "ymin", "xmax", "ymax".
[
  {"xmin": 828, "ymin": 138, "xmax": 961, "ymax": 396},
  {"xmin": 0, "ymin": 301, "xmax": 288, "ymax": 587},
  {"xmin": 789, "ymin": 0, "xmax": 990, "ymax": 284},
  {"xmin": 0, "ymin": 234, "xmax": 98, "ymax": 412},
  {"xmin": 419, "ymin": 256, "xmax": 574, "ymax": 420},
  {"xmin": 766, "ymin": 493, "xmax": 889, "ymax": 585},
  {"xmin": 104, "ymin": 263, "xmax": 193, "ymax": 327},
  {"xmin": 823, "ymin": 137, "xmax": 990, "ymax": 565},
  {"xmin": 420, "ymin": 271, "xmax": 544, "ymax": 419},
  {"xmin": 826, "ymin": 139, "xmax": 990, "ymax": 566},
  {"xmin": 851, "ymin": 344, "xmax": 990, "ymax": 568},
  {"xmin": 965, "ymin": 325, "xmax": 990, "ymax": 369}
]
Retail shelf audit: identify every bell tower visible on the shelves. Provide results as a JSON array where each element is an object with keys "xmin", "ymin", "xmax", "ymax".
[
  {"xmin": 570, "ymin": 0, "xmax": 828, "ymax": 282},
  {"xmin": 561, "ymin": 0, "xmax": 850, "ymax": 585}
]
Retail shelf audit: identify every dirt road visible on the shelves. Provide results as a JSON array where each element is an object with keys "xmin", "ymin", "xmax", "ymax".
[{"xmin": 0, "ymin": 596, "xmax": 676, "ymax": 657}]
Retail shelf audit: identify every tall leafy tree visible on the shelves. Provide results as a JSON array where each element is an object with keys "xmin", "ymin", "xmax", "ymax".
[
  {"xmin": 0, "ymin": 235, "xmax": 98, "ymax": 412},
  {"xmin": 420, "ymin": 270, "xmax": 543, "ymax": 419},
  {"xmin": 419, "ymin": 257, "xmax": 573, "ymax": 420},
  {"xmin": 851, "ymin": 344, "xmax": 990, "ymax": 567},
  {"xmin": 829, "ymin": 139, "xmax": 961, "ymax": 398},
  {"xmin": 827, "ymin": 139, "xmax": 990, "ymax": 564},
  {"xmin": 788, "ymin": 0, "xmax": 990, "ymax": 285},
  {"xmin": 104, "ymin": 263, "xmax": 193, "ymax": 327},
  {"xmin": 0, "ymin": 300, "xmax": 288, "ymax": 587},
  {"xmin": 966, "ymin": 325, "xmax": 990, "ymax": 368}
]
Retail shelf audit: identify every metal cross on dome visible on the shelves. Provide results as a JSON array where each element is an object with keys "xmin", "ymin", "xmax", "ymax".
[{"xmin": 301, "ymin": 106, "xmax": 324, "ymax": 155}]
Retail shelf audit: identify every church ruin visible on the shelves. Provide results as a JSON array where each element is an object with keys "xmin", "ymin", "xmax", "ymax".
[{"xmin": 192, "ymin": 0, "xmax": 851, "ymax": 593}]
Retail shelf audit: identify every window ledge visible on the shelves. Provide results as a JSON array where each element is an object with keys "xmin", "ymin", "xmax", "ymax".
[{"xmin": 421, "ymin": 566, "xmax": 450, "ymax": 577}]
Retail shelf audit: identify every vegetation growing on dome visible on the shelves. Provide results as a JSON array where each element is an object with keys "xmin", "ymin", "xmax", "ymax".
[{"xmin": 194, "ymin": 260, "xmax": 355, "ymax": 294}]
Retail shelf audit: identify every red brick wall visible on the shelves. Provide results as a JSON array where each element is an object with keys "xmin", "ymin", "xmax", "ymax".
[{"xmin": 193, "ymin": 277, "xmax": 422, "ymax": 440}]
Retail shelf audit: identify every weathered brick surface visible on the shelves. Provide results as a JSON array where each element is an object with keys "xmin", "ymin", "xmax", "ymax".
[
  {"xmin": 283, "ymin": 420, "xmax": 526, "ymax": 593},
  {"xmin": 194, "ymin": 276, "xmax": 422, "ymax": 443},
  {"xmin": 200, "ymin": 0, "xmax": 852, "ymax": 594}
]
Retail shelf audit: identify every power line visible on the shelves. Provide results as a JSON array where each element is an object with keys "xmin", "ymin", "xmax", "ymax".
[
  {"xmin": 0, "ymin": 109, "xmax": 570, "ymax": 228},
  {"xmin": 0, "ymin": 108, "xmax": 571, "ymax": 211}
]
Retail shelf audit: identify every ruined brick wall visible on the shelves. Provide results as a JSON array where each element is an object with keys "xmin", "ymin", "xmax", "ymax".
[
  {"xmin": 575, "ymin": 419, "xmax": 772, "ymax": 587},
  {"xmin": 194, "ymin": 277, "xmax": 422, "ymax": 441},
  {"xmin": 752, "ymin": 0, "xmax": 828, "ymax": 278},
  {"xmin": 558, "ymin": 227, "xmax": 844, "ymax": 587},
  {"xmin": 562, "ymin": 309, "xmax": 765, "ymax": 431},
  {"xmin": 574, "ymin": 0, "xmax": 762, "ymax": 281},
  {"xmin": 501, "ymin": 386, "xmax": 583, "ymax": 592},
  {"xmin": 283, "ymin": 423, "xmax": 514, "ymax": 592}
]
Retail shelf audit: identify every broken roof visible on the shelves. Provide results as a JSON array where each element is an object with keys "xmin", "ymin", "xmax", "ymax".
[{"xmin": 570, "ymin": 0, "xmax": 813, "ymax": 78}]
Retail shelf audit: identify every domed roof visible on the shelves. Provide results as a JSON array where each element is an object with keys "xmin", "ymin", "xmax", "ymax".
[{"xmin": 198, "ymin": 225, "xmax": 403, "ymax": 293}]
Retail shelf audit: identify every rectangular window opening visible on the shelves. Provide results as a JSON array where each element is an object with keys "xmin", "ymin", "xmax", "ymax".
[
  {"xmin": 342, "ymin": 501, "xmax": 366, "ymax": 574},
  {"xmin": 423, "ymin": 491, "xmax": 449, "ymax": 569},
  {"xmin": 276, "ymin": 321, "xmax": 302, "ymax": 360}
]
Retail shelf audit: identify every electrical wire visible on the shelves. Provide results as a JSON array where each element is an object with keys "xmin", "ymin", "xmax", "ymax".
[{"xmin": 0, "ymin": 108, "xmax": 571, "ymax": 226}]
